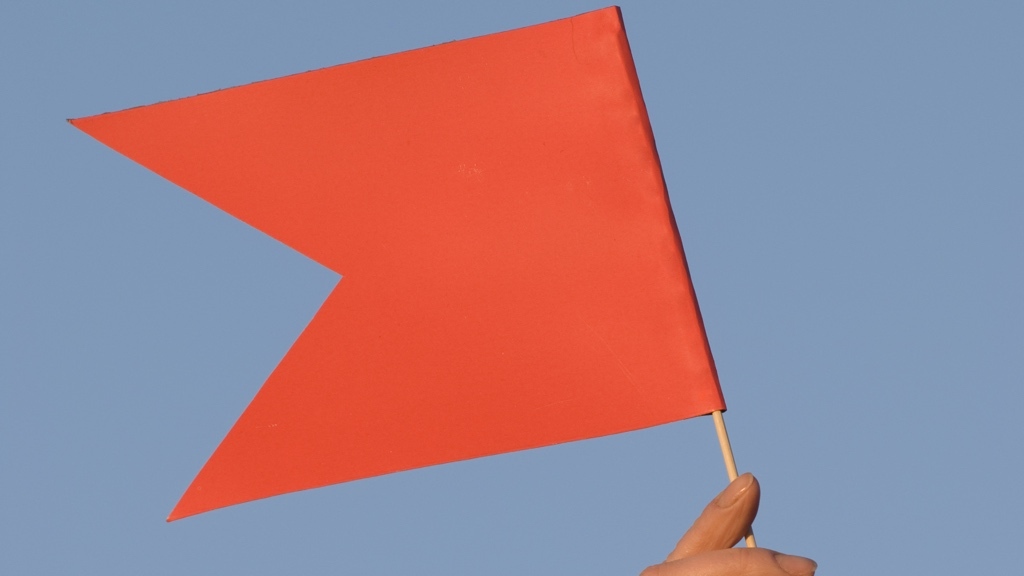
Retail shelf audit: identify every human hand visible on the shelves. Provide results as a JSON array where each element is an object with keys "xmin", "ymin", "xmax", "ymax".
[{"xmin": 640, "ymin": 474, "xmax": 816, "ymax": 576}]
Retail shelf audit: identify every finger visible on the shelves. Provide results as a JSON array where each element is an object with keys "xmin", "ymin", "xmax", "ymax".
[
  {"xmin": 665, "ymin": 473, "xmax": 760, "ymax": 561},
  {"xmin": 643, "ymin": 548, "xmax": 816, "ymax": 576}
]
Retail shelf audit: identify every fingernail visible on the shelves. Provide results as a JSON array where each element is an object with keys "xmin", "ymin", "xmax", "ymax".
[
  {"xmin": 714, "ymin": 473, "xmax": 754, "ymax": 508},
  {"xmin": 773, "ymin": 554, "xmax": 817, "ymax": 576}
]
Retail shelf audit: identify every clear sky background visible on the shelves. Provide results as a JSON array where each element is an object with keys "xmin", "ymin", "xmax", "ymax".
[{"xmin": 2, "ymin": 1, "xmax": 1021, "ymax": 574}]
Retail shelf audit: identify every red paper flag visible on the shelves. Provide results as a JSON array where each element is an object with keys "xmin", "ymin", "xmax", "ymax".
[{"xmin": 72, "ymin": 6, "xmax": 724, "ymax": 521}]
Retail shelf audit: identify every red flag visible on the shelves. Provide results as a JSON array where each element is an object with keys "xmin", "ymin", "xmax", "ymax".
[{"xmin": 72, "ymin": 6, "xmax": 724, "ymax": 521}]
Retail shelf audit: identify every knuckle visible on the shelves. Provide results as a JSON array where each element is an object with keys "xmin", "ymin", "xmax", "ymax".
[
  {"xmin": 638, "ymin": 565, "xmax": 662, "ymax": 576},
  {"xmin": 740, "ymin": 548, "xmax": 781, "ymax": 571}
]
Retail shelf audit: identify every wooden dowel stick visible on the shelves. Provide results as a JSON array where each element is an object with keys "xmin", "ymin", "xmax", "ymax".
[{"xmin": 711, "ymin": 410, "xmax": 757, "ymax": 548}]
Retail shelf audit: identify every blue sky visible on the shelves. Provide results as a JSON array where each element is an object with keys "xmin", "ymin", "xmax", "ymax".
[{"xmin": 3, "ymin": 2, "xmax": 1022, "ymax": 574}]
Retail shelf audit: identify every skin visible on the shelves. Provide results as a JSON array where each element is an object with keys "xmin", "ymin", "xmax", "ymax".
[{"xmin": 640, "ymin": 474, "xmax": 817, "ymax": 576}]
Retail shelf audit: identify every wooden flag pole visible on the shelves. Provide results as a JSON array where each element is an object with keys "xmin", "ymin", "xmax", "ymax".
[{"xmin": 711, "ymin": 410, "xmax": 757, "ymax": 548}]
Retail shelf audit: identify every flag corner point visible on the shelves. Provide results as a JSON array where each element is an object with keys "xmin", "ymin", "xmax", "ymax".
[
  {"xmin": 167, "ymin": 494, "xmax": 197, "ymax": 522},
  {"xmin": 166, "ymin": 505, "xmax": 190, "ymax": 523}
]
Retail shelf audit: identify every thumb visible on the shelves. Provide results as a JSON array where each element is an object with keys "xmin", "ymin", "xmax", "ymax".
[{"xmin": 665, "ymin": 473, "xmax": 759, "ymax": 561}]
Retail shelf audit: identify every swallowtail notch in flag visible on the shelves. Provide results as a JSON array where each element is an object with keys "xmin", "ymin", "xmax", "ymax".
[{"xmin": 72, "ymin": 6, "xmax": 727, "ymax": 521}]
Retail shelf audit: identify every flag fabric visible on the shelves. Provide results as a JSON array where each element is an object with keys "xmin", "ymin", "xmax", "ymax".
[{"xmin": 72, "ymin": 6, "xmax": 725, "ymax": 521}]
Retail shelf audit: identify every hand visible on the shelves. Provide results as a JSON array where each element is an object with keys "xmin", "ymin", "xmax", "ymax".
[{"xmin": 640, "ymin": 473, "xmax": 816, "ymax": 576}]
